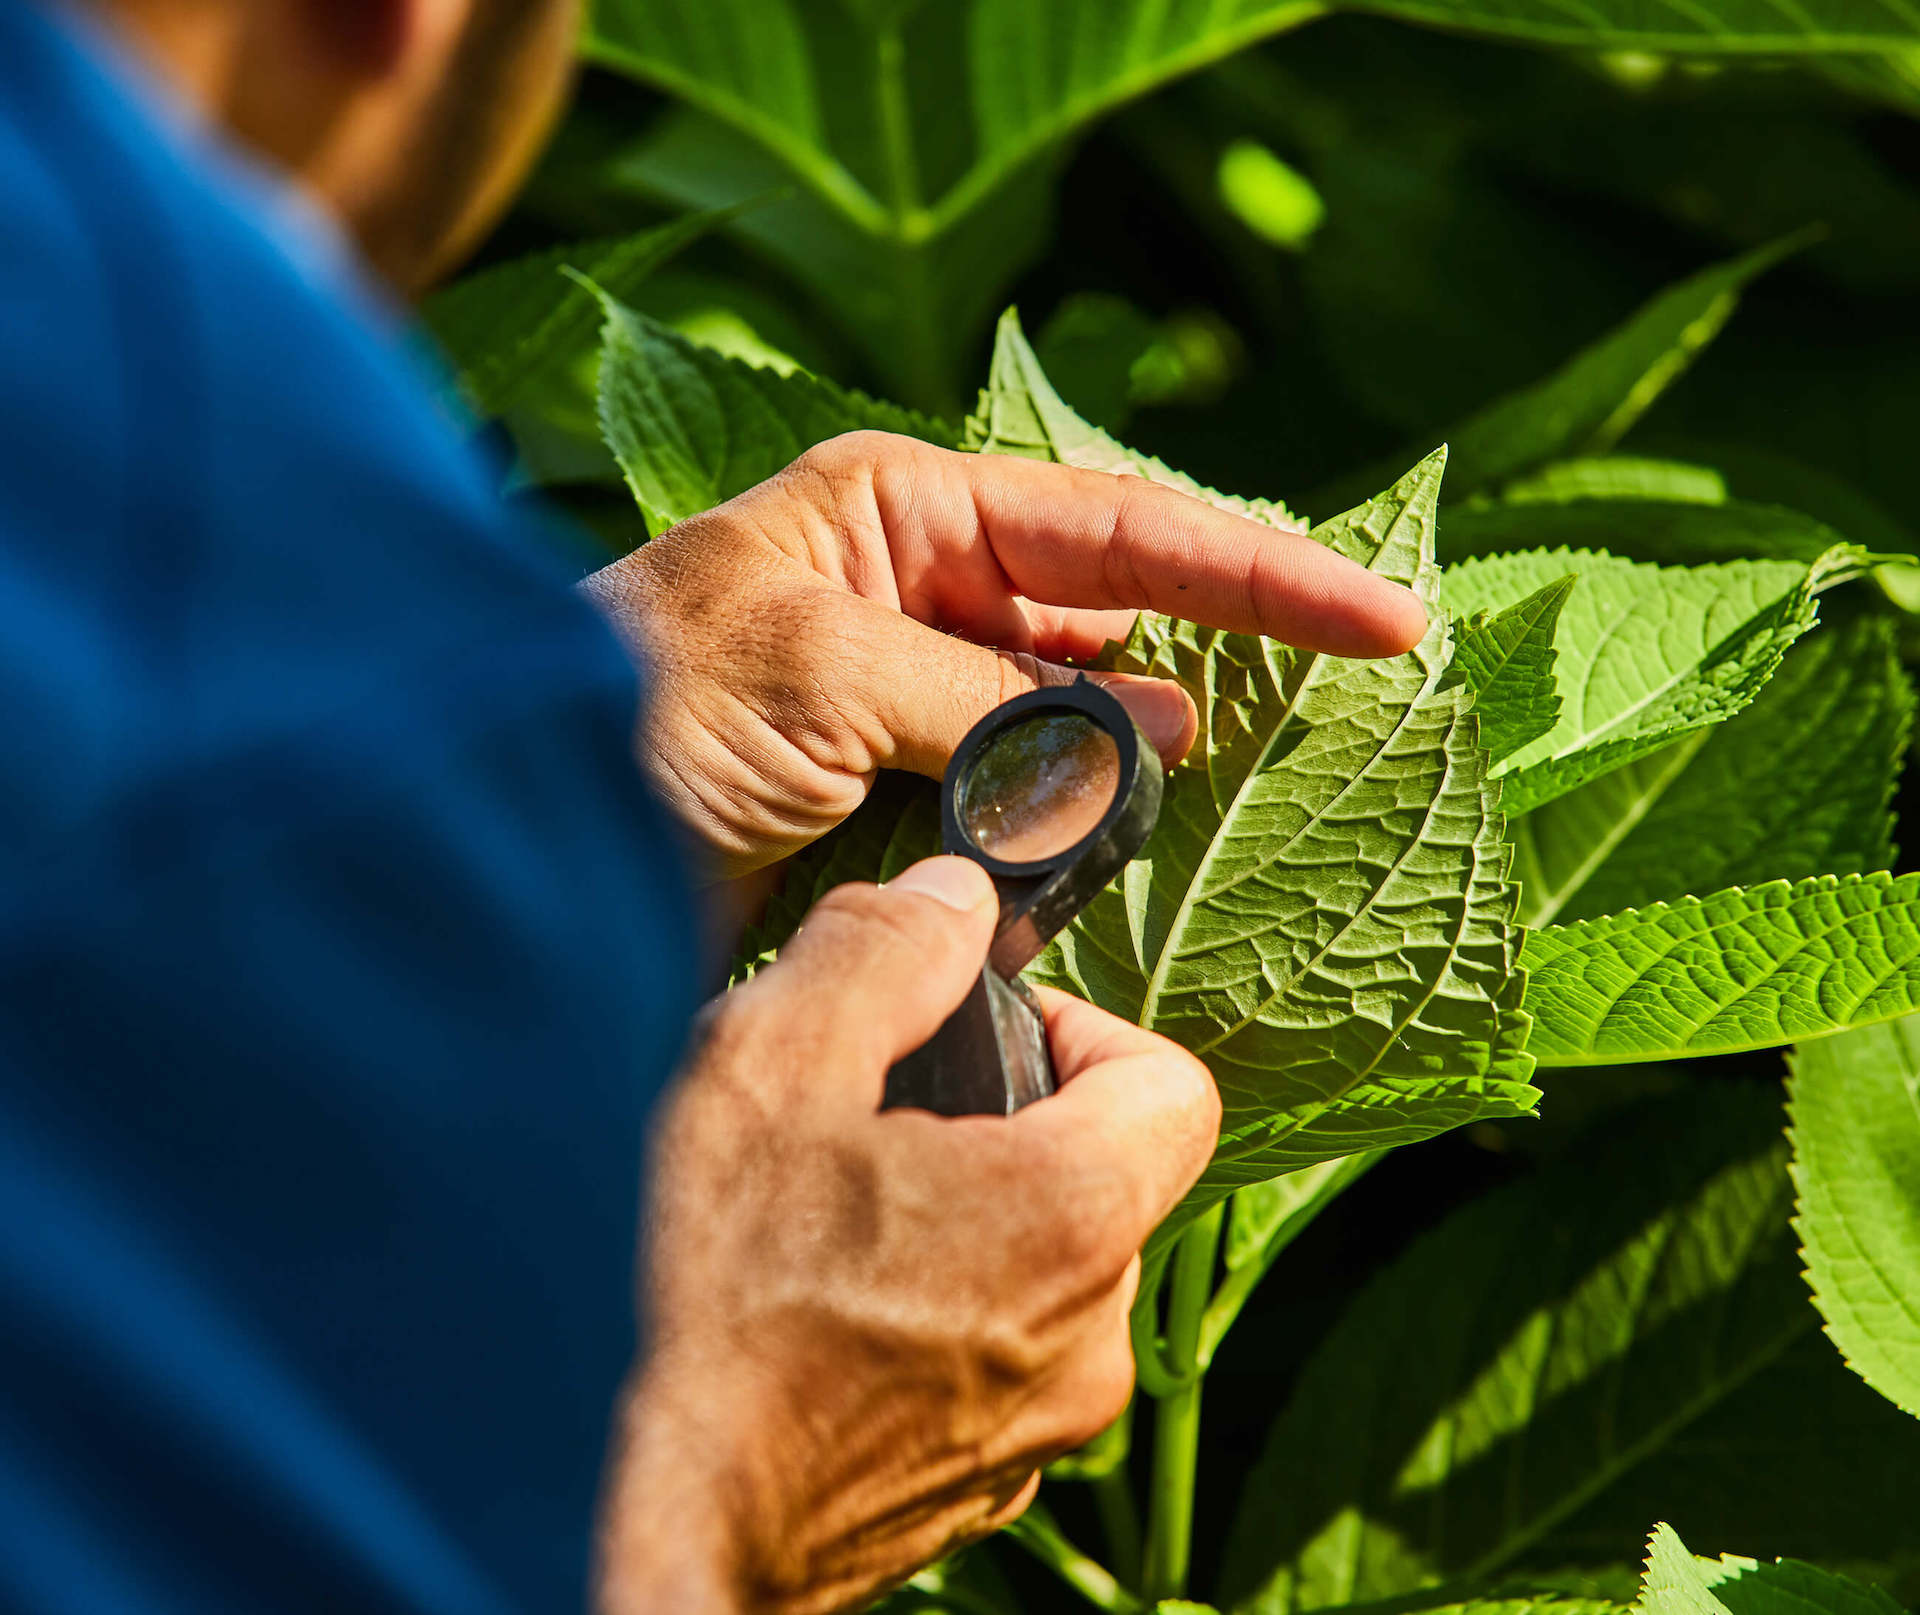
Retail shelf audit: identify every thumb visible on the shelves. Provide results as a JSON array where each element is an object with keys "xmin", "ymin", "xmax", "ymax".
[
  {"xmin": 757, "ymin": 857, "xmax": 999, "ymax": 1094},
  {"xmin": 839, "ymin": 595, "xmax": 1198, "ymax": 775}
]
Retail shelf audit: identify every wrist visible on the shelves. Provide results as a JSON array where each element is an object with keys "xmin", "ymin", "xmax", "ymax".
[{"xmin": 597, "ymin": 1361, "xmax": 767, "ymax": 1615}]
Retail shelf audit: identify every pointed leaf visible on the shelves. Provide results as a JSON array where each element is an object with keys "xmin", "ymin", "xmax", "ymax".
[
  {"xmin": 1520, "ymin": 609, "xmax": 1910, "ymax": 927},
  {"xmin": 1452, "ymin": 574, "xmax": 1574, "ymax": 764},
  {"xmin": 420, "ymin": 210, "xmax": 730, "ymax": 420},
  {"xmin": 583, "ymin": 282, "xmax": 955, "ymax": 536},
  {"xmin": 1316, "ymin": 240, "xmax": 1811, "ymax": 516},
  {"xmin": 1441, "ymin": 546, "xmax": 1852, "ymax": 816},
  {"xmin": 964, "ymin": 309, "xmax": 1300, "ymax": 528},
  {"xmin": 1789, "ymin": 1015, "xmax": 1920, "ymax": 1419},
  {"xmin": 1524, "ymin": 872, "xmax": 1920, "ymax": 1067},
  {"xmin": 1037, "ymin": 446, "xmax": 1536, "ymax": 1231},
  {"xmin": 1637, "ymin": 1524, "xmax": 1907, "ymax": 1615},
  {"xmin": 1222, "ymin": 1087, "xmax": 1920, "ymax": 1614},
  {"xmin": 1442, "ymin": 235, "xmax": 1815, "ymax": 498}
]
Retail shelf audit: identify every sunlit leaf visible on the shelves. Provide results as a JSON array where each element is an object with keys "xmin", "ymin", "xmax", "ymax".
[
  {"xmin": 1789, "ymin": 1014, "xmax": 1920, "ymax": 1419},
  {"xmin": 1451, "ymin": 574, "xmax": 1574, "ymax": 765},
  {"xmin": 1222, "ymin": 1087, "xmax": 1920, "ymax": 1613},
  {"xmin": 582, "ymin": 281, "xmax": 954, "ymax": 535},
  {"xmin": 1524, "ymin": 872, "xmax": 1920, "ymax": 1066},
  {"xmin": 1519, "ymin": 609, "xmax": 1909, "ymax": 927}
]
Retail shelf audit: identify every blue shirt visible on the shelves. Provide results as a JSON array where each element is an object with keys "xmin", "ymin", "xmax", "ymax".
[{"xmin": 0, "ymin": 6, "xmax": 705, "ymax": 1612}]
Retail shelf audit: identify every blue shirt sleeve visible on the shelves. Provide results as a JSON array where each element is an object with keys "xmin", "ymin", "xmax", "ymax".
[{"xmin": 0, "ymin": 6, "xmax": 707, "ymax": 1613}]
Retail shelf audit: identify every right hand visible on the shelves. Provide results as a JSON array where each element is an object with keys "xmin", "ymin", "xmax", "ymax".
[{"xmin": 598, "ymin": 856, "xmax": 1220, "ymax": 1615}]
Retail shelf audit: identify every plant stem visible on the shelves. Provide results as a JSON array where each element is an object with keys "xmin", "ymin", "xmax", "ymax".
[
  {"xmin": 1005, "ymin": 1503, "xmax": 1144, "ymax": 1614},
  {"xmin": 1141, "ymin": 1204, "xmax": 1225, "ymax": 1602},
  {"xmin": 1092, "ymin": 1464, "xmax": 1143, "ymax": 1592}
]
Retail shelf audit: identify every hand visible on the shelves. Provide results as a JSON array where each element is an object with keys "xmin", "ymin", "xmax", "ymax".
[
  {"xmin": 585, "ymin": 431, "xmax": 1428, "ymax": 877},
  {"xmin": 597, "ymin": 856, "xmax": 1220, "ymax": 1615}
]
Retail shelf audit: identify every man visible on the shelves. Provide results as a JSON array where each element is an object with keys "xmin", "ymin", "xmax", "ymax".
[{"xmin": 0, "ymin": 1, "xmax": 1427, "ymax": 1611}]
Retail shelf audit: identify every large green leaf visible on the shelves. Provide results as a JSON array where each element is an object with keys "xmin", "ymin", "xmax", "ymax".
[
  {"xmin": 1789, "ymin": 1015, "xmax": 1920, "ymax": 1419},
  {"xmin": 1637, "ymin": 1523, "xmax": 1907, "ymax": 1615},
  {"xmin": 1518, "ymin": 609, "xmax": 1910, "ymax": 927},
  {"xmin": 1451, "ymin": 574, "xmax": 1574, "ymax": 765},
  {"xmin": 420, "ymin": 210, "xmax": 729, "ymax": 420},
  {"xmin": 579, "ymin": 0, "xmax": 1324, "ymax": 406},
  {"xmin": 1440, "ymin": 546, "xmax": 1853, "ymax": 818},
  {"xmin": 1033, "ymin": 438, "xmax": 1535, "ymax": 1219},
  {"xmin": 1523, "ymin": 873, "xmax": 1920, "ymax": 1067},
  {"xmin": 584, "ymin": 281, "xmax": 955, "ymax": 535},
  {"xmin": 1222, "ymin": 1087, "xmax": 1920, "ymax": 1614},
  {"xmin": 728, "ymin": 319, "xmax": 1536, "ymax": 1223}
]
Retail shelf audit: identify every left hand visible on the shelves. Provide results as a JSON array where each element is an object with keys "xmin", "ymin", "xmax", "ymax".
[{"xmin": 585, "ymin": 430, "xmax": 1428, "ymax": 878}]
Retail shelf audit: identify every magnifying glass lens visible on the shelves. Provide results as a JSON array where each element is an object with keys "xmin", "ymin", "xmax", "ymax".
[{"xmin": 960, "ymin": 712, "xmax": 1121, "ymax": 862}]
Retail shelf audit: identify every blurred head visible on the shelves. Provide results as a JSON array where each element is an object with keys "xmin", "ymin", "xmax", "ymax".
[{"xmin": 95, "ymin": 0, "xmax": 582, "ymax": 293}]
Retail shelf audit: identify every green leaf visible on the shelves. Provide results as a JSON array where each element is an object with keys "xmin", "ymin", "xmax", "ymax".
[
  {"xmin": 1442, "ymin": 235, "xmax": 1814, "ymax": 500},
  {"xmin": 964, "ymin": 310, "xmax": 1299, "ymax": 527},
  {"xmin": 1789, "ymin": 1015, "xmax": 1920, "ymax": 1419},
  {"xmin": 1493, "ymin": 460, "xmax": 1730, "ymax": 508},
  {"xmin": 1440, "ymin": 546, "xmax": 1851, "ymax": 817},
  {"xmin": 1221, "ymin": 1086, "xmax": 1920, "ymax": 1614},
  {"xmin": 1637, "ymin": 1523, "xmax": 1908, "ymax": 1615},
  {"xmin": 1037, "ymin": 442, "xmax": 1535, "ymax": 1227},
  {"xmin": 1439, "ymin": 500, "xmax": 1876, "ymax": 570},
  {"xmin": 580, "ymin": 0, "xmax": 1326, "ymax": 407},
  {"xmin": 419, "ymin": 210, "xmax": 729, "ymax": 420},
  {"xmin": 582, "ymin": 280, "xmax": 955, "ymax": 536},
  {"xmin": 1518, "ymin": 609, "xmax": 1911, "ymax": 927},
  {"xmin": 731, "ymin": 318, "xmax": 1534, "ymax": 1235},
  {"xmin": 1523, "ymin": 872, "xmax": 1920, "ymax": 1067},
  {"xmin": 1357, "ymin": 0, "xmax": 1920, "ymax": 52},
  {"xmin": 1452, "ymin": 574, "xmax": 1574, "ymax": 765},
  {"xmin": 1316, "ymin": 239, "xmax": 1812, "ymax": 516}
]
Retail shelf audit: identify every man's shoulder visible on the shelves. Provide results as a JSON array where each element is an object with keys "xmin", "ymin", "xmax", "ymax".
[{"xmin": 0, "ymin": 2, "xmax": 632, "ymax": 870}]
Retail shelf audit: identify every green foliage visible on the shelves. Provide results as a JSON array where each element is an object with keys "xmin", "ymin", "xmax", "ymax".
[
  {"xmin": 1636, "ymin": 1524, "xmax": 1907, "ymax": 1615},
  {"xmin": 458, "ymin": 6, "xmax": 1920, "ymax": 1605},
  {"xmin": 1519, "ymin": 608, "xmax": 1910, "ymax": 926},
  {"xmin": 1789, "ymin": 1016, "xmax": 1920, "ymax": 1419},
  {"xmin": 1440, "ymin": 545, "xmax": 1853, "ymax": 817},
  {"xmin": 1041, "ymin": 440, "xmax": 1538, "ymax": 1222},
  {"xmin": 1314, "ymin": 238, "xmax": 1812, "ymax": 515},
  {"xmin": 583, "ymin": 278, "xmax": 954, "ymax": 535},
  {"xmin": 1221, "ymin": 1088, "xmax": 1920, "ymax": 1613},
  {"xmin": 1524, "ymin": 874, "xmax": 1920, "ymax": 1065},
  {"xmin": 1450, "ymin": 574, "xmax": 1573, "ymax": 765},
  {"xmin": 421, "ymin": 210, "xmax": 728, "ymax": 420}
]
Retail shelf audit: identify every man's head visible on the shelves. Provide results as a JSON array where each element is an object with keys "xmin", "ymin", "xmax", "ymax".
[{"xmin": 100, "ymin": 0, "xmax": 582, "ymax": 293}]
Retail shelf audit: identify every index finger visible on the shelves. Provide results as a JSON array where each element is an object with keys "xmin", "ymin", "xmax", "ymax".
[
  {"xmin": 1013, "ymin": 987, "xmax": 1222, "ymax": 1241},
  {"xmin": 865, "ymin": 436, "xmax": 1429, "ymax": 658}
]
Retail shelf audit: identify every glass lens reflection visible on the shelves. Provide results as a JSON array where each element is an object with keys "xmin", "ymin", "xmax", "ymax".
[{"xmin": 960, "ymin": 713, "xmax": 1120, "ymax": 862}]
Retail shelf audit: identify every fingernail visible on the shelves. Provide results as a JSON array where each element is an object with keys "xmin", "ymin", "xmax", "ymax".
[
  {"xmin": 888, "ymin": 856, "xmax": 993, "ymax": 912},
  {"xmin": 1104, "ymin": 679, "xmax": 1195, "ymax": 760}
]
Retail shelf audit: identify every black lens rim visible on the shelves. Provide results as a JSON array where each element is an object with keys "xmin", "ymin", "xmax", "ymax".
[{"xmin": 942, "ymin": 680, "xmax": 1146, "ymax": 876}]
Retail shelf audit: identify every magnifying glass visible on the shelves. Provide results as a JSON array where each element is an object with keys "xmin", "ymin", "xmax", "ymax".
[{"xmin": 882, "ymin": 679, "xmax": 1164, "ymax": 1117}]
